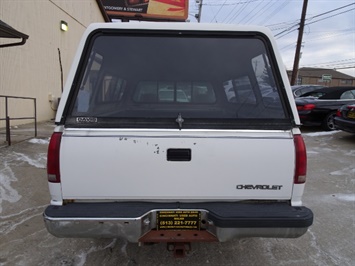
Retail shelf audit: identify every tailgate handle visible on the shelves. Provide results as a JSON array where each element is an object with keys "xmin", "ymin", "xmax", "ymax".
[{"xmin": 167, "ymin": 149, "xmax": 191, "ymax": 161}]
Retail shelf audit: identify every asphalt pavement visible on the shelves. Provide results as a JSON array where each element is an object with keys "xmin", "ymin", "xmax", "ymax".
[{"xmin": 0, "ymin": 122, "xmax": 354, "ymax": 266}]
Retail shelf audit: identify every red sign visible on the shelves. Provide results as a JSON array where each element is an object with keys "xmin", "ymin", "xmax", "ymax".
[{"xmin": 97, "ymin": 0, "xmax": 188, "ymax": 22}]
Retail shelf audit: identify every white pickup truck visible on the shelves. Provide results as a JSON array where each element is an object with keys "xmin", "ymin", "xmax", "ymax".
[{"xmin": 44, "ymin": 22, "xmax": 313, "ymax": 256}]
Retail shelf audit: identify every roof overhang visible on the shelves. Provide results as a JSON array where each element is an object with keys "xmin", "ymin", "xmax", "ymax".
[{"xmin": 0, "ymin": 20, "xmax": 29, "ymax": 48}]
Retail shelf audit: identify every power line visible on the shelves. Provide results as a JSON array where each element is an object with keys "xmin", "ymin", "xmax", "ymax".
[
  {"xmin": 259, "ymin": 0, "xmax": 290, "ymax": 25},
  {"xmin": 275, "ymin": 23, "xmax": 299, "ymax": 38},
  {"xmin": 240, "ymin": 0, "xmax": 269, "ymax": 24},
  {"xmin": 210, "ymin": 0, "xmax": 228, "ymax": 23},
  {"xmin": 306, "ymin": 7, "xmax": 355, "ymax": 26},
  {"xmin": 203, "ymin": 0, "xmax": 259, "ymax": 6},
  {"xmin": 298, "ymin": 58, "xmax": 355, "ymax": 72},
  {"xmin": 268, "ymin": 20, "xmax": 301, "ymax": 32},
  {"xmin": 225, "ymin": 0, "xmax": 254, "ymax": 24},
  {"xmin": 239, "ymin": 0, "xmax": 270, "ymax": 24},
  {"xmin": 221, "ymin": 0, "xmax": 246, "ymax": 23},
  {"xmin": 302, "ymin": 58, "xmax": 355, "ymax": 67},
  {"xmin": 274, "ymin": 3, "xmax": 355, "ymax": 39},
  {"xmin": 248, "ymin": 0, "xmax": 278, "ymax": 24},
  {"xmin": 307, "ymin": 2, "xmax": 355, "ymax": 20},
  {"xmin": 204, "ymin": 0, "xmax": 218, "ymax": 23},
  {"xmin": 334, "ymin": 66, "xmax": 355, "ymax": 70},
  {"xmin": 301, "ymin": 64, "xmax": 355, "ymax": 70},
  {"xmin": 280, "ymin": 28, "xmax": 354, "ymax": 51},
  {"xmin": 305, "ymin": 30, "xmax": 355, "ymax": 42},
  {"xmin": 48, "ymin": 0, "xmax": 86, "ymax": 28},
  {"xmin": 280, "ymin": 42, "xmax": 297, "ymax": 51}
]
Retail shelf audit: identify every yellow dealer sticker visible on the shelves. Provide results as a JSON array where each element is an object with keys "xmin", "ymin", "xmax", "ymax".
[{"xmin": 157, "ymin": 210, "xmax": 201, "ymax": 230}]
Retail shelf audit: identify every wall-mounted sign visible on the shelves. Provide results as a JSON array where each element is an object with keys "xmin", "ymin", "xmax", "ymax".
[
  {"xmin": 322, "ymin": 74, "xmax": 332, "ymax": 81},
  {"xmin": 96, "ymin": 0, "xmax": 188, "ymax": 22}
]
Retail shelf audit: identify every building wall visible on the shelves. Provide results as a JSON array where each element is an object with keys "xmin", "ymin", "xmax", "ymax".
[
  {"xmin": 300, "ymin": 76, "xmax": 355, "ymax": 87},
  {"xmin": 287, "ymin": 71, "xmax": 355, "ymax": 87},
  {"xmin": 0, "ymin": 0, "xmax": 104, "ymax": 127}
]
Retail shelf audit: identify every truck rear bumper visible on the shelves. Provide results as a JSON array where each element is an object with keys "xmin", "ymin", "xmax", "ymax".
[{"xmin": 43, "ymin": 202, "xmax": 313, "ymax": 242}]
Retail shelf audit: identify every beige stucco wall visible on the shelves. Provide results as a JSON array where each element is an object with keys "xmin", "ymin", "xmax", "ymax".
[{"xmin": 0, "ymin": 0, "xmax": 104, "ymax": 127}]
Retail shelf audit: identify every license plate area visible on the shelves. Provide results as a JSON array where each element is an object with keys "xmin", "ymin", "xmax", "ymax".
[
  {"xmin": 347, "ymin": 111, "xmax": 355, "ymax": 119},
  {"xmin": 157, "ymin": 211, "xmax": 201, "ymax": 230}
]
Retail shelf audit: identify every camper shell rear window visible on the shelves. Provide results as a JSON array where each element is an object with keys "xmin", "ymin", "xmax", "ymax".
[{"xmin": 64, "ymin": 30, "xmax": 293, "ymax": 129}]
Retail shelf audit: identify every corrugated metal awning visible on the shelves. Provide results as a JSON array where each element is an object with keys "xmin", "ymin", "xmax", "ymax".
[{"xmin": 0, "ymin": 20, "xmax": 29, "ymax": 48}]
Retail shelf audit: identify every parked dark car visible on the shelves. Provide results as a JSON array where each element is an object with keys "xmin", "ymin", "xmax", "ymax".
[
  {"xmin": 291, "ymin": 85, "xmax": 325, "ymax": 98},
  {"xmin": 296, "ymin": 86, "xmax": 355, "ymax": 131},
  {"xmin": 334, "ymin": 104, "xmax": 355, "ymax": 133}
]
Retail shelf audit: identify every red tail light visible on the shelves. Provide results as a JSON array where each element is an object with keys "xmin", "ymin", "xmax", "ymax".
[
  {"xmin": 336, "ymin": 109, "xmax": 341, "ymax": 117},
  {"xmin": 47, "ymin": 132, "xmax": 62, "ymax": 183},
  {"xmin": 294, "ymin": 134, "xmax": 307, "ymax": 184},
  {"xmin": 297, "ymin": 104, "xmax": 315, "ymax": 111}
]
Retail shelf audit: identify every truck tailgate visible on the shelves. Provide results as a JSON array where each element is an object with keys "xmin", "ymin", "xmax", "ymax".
[{"xmin": 60, "ymin": 129, "xmax": 295, "ymax": 201}]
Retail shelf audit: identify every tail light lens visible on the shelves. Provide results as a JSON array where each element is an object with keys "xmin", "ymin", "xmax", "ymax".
[
  {"xmin": 336, "ymin": 109, "xmax": 342, "ymax": 117},
  {"xmin": 47, "ymin": 132, "xmax": 62, "ymax": 183},
  {"xmin": 294, "ymin": 134, "xmax": 307, "ymax": 184},
  {"xmin": 297, "ymin": 104, "xmax": 315, "ymax": 111}
]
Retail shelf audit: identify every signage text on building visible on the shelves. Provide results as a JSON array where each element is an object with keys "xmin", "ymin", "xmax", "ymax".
[{"xmin": 97, "ymin": 0, "xmax": 188, "ymax": 22}]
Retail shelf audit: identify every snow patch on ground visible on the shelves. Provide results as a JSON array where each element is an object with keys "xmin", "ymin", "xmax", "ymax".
[
  {"xmin": 330, "ymin": 166, "xmax": 355, "ymax": 177},
  {"xmin": 0, "ymin": 208, "xmax": 43, "ymax": 234},
  {"xmin": 13, "ymin": 152, "xmax": 46, "ymax": 169},
  {"xmin": 120, "ymin": 240, "xmax": 128, "ymax": 257},
  {"xmin": 303, "ymin": 131, "xmax": 340, "ymax": 137},
  {"xmin": 307, "ymin": 150, "xmax": 319, "ymax": 155},
  {"xmin": 0, "ymin": 150, "xmax": 47, "ymax": 213},
  {"xmin": 345, "ymin": 150, "xmax": 355, "ymax": 156},
  {"xmin": 76, "ymin": 239, "xmax": 118, "ymax": 266},
  {"xmin": 333, "ymin": 194, "xmax": 355, "ymax": 202},
  {"xmin": 308, "ymin": 146, "xmax": 336, "ymax": 155},
  {"xmin": 28, "ymin": 138, "xmax": 49, "ymax": 145},
  {"xmin": 0, "ymin": 161, "xmax": 22, "ymax": 213}
]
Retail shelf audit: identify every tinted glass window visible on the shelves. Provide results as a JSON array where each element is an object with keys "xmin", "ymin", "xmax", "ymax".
[
  {"xmin": 68, "ymin": 33, "xmax": 290, "ymax": 128},
  {"xmin": 305, "ymin": 92, "xmax": 325, "ymax": 98},
  {"xmin": 294, "ymin": 89, "xmax": 302, "ymax": 97},
  {"xmin": 340, "ymin": 90, "xmax": 355, "ymax": 99},
  {"xmin": 132, "ymin": 81, "xmax": 215, "ymax": 103}
]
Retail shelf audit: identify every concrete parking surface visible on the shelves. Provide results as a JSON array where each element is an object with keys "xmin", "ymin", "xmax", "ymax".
[{"xmin": 0, "ymin": 122, "xmax": 354, "ymax": 266}]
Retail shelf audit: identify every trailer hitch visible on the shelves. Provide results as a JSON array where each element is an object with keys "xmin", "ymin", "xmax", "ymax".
[
  {"xmin": 139, "ymin": 230, "xmax": 218, "ymax": 258},
  {"xmin": 167, "ymin": 242, "xmax": 191, "ymax": 258}
]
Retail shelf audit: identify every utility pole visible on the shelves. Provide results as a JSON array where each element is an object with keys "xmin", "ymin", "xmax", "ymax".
[
  {"xmin": 291, "ymin": 0, "xmax": 308, "ymax": 85},
  {"xmin": 196, "ymin": 0, "xmax": 203, "ymax": 23}
]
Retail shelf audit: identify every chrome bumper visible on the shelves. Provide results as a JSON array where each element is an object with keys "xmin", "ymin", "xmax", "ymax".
[{"xmin": 43, "ymin": 202, "xmax": 313, "ymax": 242}]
